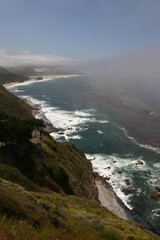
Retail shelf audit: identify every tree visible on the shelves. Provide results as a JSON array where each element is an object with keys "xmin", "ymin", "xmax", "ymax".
[{"xmin": 0, "ymin": 118, "xmax": 44, "ymax": 146}]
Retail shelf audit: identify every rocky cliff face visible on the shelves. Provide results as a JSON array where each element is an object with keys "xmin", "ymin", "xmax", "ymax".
[{"xmin": 0, "ymin": 132, "xmax": 98, "ymax": 201}]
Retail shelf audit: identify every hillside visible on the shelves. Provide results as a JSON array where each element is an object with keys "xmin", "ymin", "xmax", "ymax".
[
  {"xmin": 0, "ymin": 81, "xmax": 159, "ymax": 239},
  {"xmin": 0, "ymin": 132, "xmax": 98, "ymax": 199},
  {"xmin": 0, "ymin": 84, "xmax": 33, "ymax": 120},
  {"xmin": 0, "ymin": 177, "xmax": 158, "ymax": 240},
  {"xmin": 0, "ymin": 67, "xmax": 29, "ymax": 84}
]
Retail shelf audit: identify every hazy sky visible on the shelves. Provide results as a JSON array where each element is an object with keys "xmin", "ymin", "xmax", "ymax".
[{"xmin": 0, "ymin": 0, "xmax": 160, "ymax": 59}]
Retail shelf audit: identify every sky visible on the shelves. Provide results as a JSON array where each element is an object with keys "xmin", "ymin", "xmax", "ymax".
[{"xmin": 0, "ymin": 0, "xmax": 160, "ymax": 60}]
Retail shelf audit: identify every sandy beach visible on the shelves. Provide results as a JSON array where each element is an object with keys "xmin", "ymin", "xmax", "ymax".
[
  {"xmin": 95, "ymin": 179, "xmax": 127, "ymax": 219},
  {"xmin": 3, "ymin": 74, "xmax": 81, "ymax": 88}
]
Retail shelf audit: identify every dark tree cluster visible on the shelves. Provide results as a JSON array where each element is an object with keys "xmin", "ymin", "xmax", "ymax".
[{"xmin": 0, "ymin": 118, "xmax": 44, "ymax": 146}]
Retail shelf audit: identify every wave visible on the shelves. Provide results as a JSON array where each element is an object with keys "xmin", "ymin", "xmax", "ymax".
[
  {"xmin": 74, "ymin": 110, "xmax": 95, "ymax": 117},
  {"xmin": 153, "ymin": 163, "xmax": 160, "ymax": 168},
  {"xmin": 86, "ymin": 153, "xmax": 134, "ymax": 210},
  {"xmin": 120, "ymin": 127, "xmax": 160, "ymax": 154},
  {"xmin": 97, "ymin": 130, "xmax": 104, "ymax": 134},
  {"xmin": 139, "ymin": 144, "xmax": 160, "ymax": 154},
  {"xmin": 18, "ymin": 95, "xmax": 109, "ymax": 142}
]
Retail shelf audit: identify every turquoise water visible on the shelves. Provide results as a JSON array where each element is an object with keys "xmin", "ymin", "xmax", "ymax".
[{"xmin": 9, "ymin": 76, "xmax": 160, "ymax": 234}]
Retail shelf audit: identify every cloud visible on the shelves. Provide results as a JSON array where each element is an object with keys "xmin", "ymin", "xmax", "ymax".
[{"xmin": 0, "ymin": 49, "xmax": 80, "ymax": 67}]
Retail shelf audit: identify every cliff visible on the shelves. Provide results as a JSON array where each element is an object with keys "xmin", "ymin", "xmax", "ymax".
[
  {"xmin": 0, "ymin": 67, "xmax": 29, "ymax": 85},
  {"xmin": 0, "ymin": 76, "xmax": 159, "ymax": 239},
  {"xmin": 0, "ymin": 84, "xmax": 33, "ymax": 120}
]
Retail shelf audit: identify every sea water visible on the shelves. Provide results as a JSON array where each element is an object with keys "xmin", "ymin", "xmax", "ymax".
[{"xmin": 8, "ymin": 75, "xmax": 160, "ymax": 234}]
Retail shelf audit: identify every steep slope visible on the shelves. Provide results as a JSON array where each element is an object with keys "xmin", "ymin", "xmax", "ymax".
[
  {"xmin": 0, "ymin": 133, "xmax": 98, "ymax": 200},
  {"xmin": 0, "ymin": 178, "xmax": 158, "ymax": 240},
  {"xmin": 0, "ymin": 81, "xmax": 159, "ymax": 239},
  {"xmin": 0, "ymin": 84, "xmax": 33, "ymax": 119},
  {"xmin": 0, "ymin": 67, "xmax": 29, "ymax": 84}
]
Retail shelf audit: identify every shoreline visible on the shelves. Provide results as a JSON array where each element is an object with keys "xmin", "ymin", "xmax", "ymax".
[
  {"xmin": 94, "ymin": 173, "xmax": 127, "ymax": 220},
  {"xmin": 3, "ymin": 74, "xmax": 81, "ymax": 88},
  {"xmin": 4, "ymin": 78, "xmax": 127, "ymax": 220},
  {"xmin": 26, "ymin": 99, "xmax": 128, "ymax": 220}
]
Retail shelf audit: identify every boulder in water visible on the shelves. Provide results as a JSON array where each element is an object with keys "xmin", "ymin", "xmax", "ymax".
[
  {"xmin": 151, "ymin": 191, "xmax": 159, "ymax": 201},
  {"xmin": 124, "ymin": 179, "xmax": 131, "ymax": 186},
  {"xmin": 155, "ymin": 186, "xmax": 160, "ymax": 192}
]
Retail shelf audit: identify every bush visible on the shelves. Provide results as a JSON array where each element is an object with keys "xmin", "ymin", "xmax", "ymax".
[{"xmin": 0, "ymin": 118, "xmax": 44, "ymax": 145}]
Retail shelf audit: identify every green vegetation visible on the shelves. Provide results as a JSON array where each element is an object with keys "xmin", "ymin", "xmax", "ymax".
[
  {"xmin": 0, "ymin": 163, "xmax": 45, "ymax": 192},
  {"xmin": 0, "ymin": 131, "xmax": 96, "ymax": 198},
  {"xmin": 0, "ymin": 84, "xmax": 33, "ymax": 120},
  {"xmin": 0, "ymin": 118, "xmax": 44, "ymax": 145},
  {"xmin": 0, "ymin": 178, "xmax": 158, "ymax": 240},
  {"xmin": 0, "ymin": 77, "xmax": 159, "ymax": 239}
]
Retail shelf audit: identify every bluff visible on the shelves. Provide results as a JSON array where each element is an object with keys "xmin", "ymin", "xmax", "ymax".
[
  {"xmin": 0, "ymin": 76, "xmax": 159, "ymax": 240},
  {"xmin": 0, "ymin": 67, "xmax": 29, "ymax": 85}
]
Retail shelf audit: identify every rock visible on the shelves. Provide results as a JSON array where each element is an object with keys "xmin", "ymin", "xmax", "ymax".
[
  {"xmin": 135, "ymin": 160, "xmax": 144, "ymax": 165},
  {"xmin": 155, "ymin": 186, "xmax": 160, "ymax": 192},
  {"xmin": 153, "ymin": 209, "xmax": 160, "ymax": 216},
  {"xmin": 58, "ymin": 132, "xmax": 64, "ymax": 135},
  {"xmin": 36, "ymin": 76, "xmax": 43, "ymax": 80},
  {"xmin": 104, "ymin": 177, "xmax": 110, "ymax": 181},
  {"xmin": 67, "ymin": 127, "xmax": 72, "ymax": 130},
  {"xmin": 124, "ymin": 179, "xmax": 131, "ymax": 186},
  {"xmin": 113, "ymin": 161, "xmax": 117, "ymax": 163},
  {"xmin": 151, "ymin": 191, "xmax": 159, "ymax": 201},
  {"xmin": 105, "ymin": 166, "xmax": 111, "ymax": 170},
  {"xmin": 93, "ymin": 172, "xmax": 99, "ymax": 178}
]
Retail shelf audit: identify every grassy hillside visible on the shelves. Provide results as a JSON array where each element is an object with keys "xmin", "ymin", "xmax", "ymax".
[
  {"xmin": 0, "ymin": 132, "xmax": 97, "ymax": 199},
  {"xmin": 0, "ymin": 84, "xmax": 33, "ymax": 119},
  {"xmin": 0, "ymin": 130, "xmax": 159, "ymax": 240},
  {"xmin": 0, "ymin": 177, "xmax": 158, "ymax": 240},
  {"xmin": 0, "ymin": 80, "xmax": 159, "ymax": 239}
]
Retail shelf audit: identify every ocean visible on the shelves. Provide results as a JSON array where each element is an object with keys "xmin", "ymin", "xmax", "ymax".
[{"xmin": 8, "ymin": 75, "xmax": 160, "ymax": 235}]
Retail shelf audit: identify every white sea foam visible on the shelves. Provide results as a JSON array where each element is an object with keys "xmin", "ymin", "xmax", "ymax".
[
  {"xmin": 139, "ymin": 144, "xmax": 160, "ymax": 154},
  {"xmin": 74, "ymin": 110, "xmax": 95, "ymax": 117},
  {"xmin": 97, "ymin": 130, "xmax": 104, "ymax": 134},
  {"xmin": 67, "ymin": 135, "xmax": 81, "ymax": 140},
  {"xmin": 16, "ymin": 94, "xmax": 108, "ymax": 142},
  {"xmin": 86, "ymin": 153, "xmax": 133, "ymax": 210},
  {"xmin": 152, "ymin": 209, "xmax": 160, "ymax": 217},
  {"xmin": 50, "ymin": 132, "xmax": 63, "ymax": 140},
  {"xmin": 120, "ymin": 127, "xmax": 160, "ymax": 154},
  {"xmin": 12, "ymin": 89, "xmax": 25, "ymax": 93},
  {"xmin": 97, "ymin": 120, "xmax": 109, "ymax": 124},
  {"xmin": 153, "ymin": 163, "xmax": 160, "ymax": 168}
]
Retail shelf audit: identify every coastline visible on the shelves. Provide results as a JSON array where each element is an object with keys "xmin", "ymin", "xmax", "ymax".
[
  {"xmin": 3, "ymin": 74, "xmax": 81, "ymax": 88},
  {"xmin": 94, "ymin": 173, "xmax": 127, "ymax": 220},
  {"xmin": 4, "ymin": 77, "xmax": 127, "ymax": 221}
]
